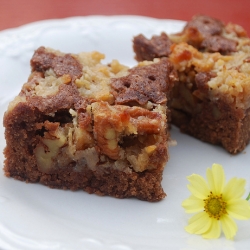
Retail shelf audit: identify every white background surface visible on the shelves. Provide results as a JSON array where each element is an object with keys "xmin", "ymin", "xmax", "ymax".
[{"xmin": 0, "ymin": 16, "xmax": 249, "ymax": 250}]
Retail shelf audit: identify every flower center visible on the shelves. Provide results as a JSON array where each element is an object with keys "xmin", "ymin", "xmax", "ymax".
[{"xmin": 204, "ymin": 192, "xmax": 227, "ymax": 220}]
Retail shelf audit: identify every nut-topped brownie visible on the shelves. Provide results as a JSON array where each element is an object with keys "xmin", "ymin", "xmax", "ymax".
[
  {"xmin": 133, "ymin": 15, "xmax": 250, "ymax": 154},
  {"xmin": 3, "ymin": 47, "xmax": 177, "ymax": 201}
]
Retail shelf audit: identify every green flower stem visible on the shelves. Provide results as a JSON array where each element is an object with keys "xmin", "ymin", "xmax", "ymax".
[{"xmin": 246, "ymin": 192, "xmax": 250, "ymax": 201}]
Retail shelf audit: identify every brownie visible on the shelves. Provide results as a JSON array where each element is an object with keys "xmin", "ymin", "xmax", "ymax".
[
  {"xmin": 3, "ymin": 47, "xmax": 177, "ymax": 201},
  {"xmin": 133, "ymin": 15, "xmax": 250, "ymax": 154}
]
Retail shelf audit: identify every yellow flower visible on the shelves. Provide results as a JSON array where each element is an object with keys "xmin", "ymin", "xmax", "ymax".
[{"xmin": 182, "ymin": 163, "xmax": 250, "ymax": 239}]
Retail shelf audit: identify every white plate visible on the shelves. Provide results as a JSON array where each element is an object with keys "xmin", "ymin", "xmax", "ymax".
[{"xmin": 0, "ymin": 16, "xmax": 249, "ymax": 250}]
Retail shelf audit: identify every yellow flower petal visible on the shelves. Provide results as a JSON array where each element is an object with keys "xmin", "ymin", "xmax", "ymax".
[
  {"xmin": 223, "ymin": 178, "xmax": 246, "ymax": 202},
  {"xmin": 227, "ymin": 199, "xmax": 250, "ymax": 220},
  {"xmin": 202, "ymin": 218, "xmax": 221, "ymax": 239},
  {"xmin": 187, "ymin": 174, "xmax": 210, "ymax": 200},
  {"xmin": 206, "ymin": 163, "xmax": 225, "ymax": 195},
  {"xmin": 221, "ymin": 214, "xmax": 238, "ymax": 240},
  {"xmin": 185, "ymin": 212, "xmax": 212, "ymax": 235},
  {"xmin": 182, "ymin": 163, "xmax": 250, "ymax": 240},
  {"xmin": 182, "ymin": 195, "xmax": 204, "ymax": 213}
]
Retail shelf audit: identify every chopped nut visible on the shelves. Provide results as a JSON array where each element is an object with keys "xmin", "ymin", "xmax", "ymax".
[
  {"xmin": 99, "ymin": 66, "xmax": 110, "ymax": 77},
  {"xmin": 61, "ymin": 74, "xmax": 71, "ymax": 84},
  {"xmin": 91, "ymin": 51, "xmax": 105, "ymax": 63},
  {"xmin": 110, "ymin": 59, "xmax": 128, "ymax": 74},
  {"xmin": 75, "ymin": 79, "xmax": 91, "ymax": 89},
  {"xmin": 145, "ymin": 145, "xmax": 157, "ymax": 155},
  {"xmin": 127, "ymin": 151, "xmax": 149, "ymax": 172},
  {"xmin": 74, "ymin": 127, "xmax": 94, "ymax": 150},
  {"xmin": 107, "ymin": 139, "xmax": 118, "ymax": 150},
  {"xmin": 34, "ymin": 130, "xmax": 66, "ymax": 173},
  {"xmin": 104, "ymin": 128, "xmax": 116, "ymax": 140}
]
